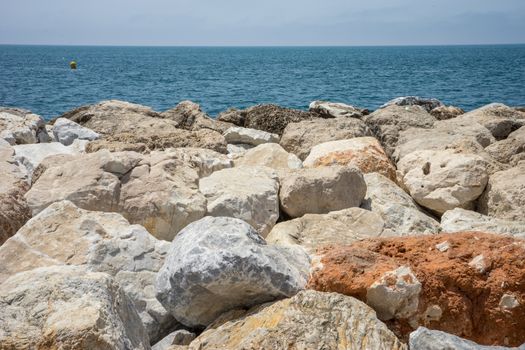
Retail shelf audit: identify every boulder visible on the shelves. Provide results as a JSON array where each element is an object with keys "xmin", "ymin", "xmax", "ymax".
[
  {"xmin": 52, "ymin": 117, "xmax": 100, "ymax": 145},
  {"xmin": 409, "ymin": 327, "xmax": 525, "ymax": 350},
  {"xmin": 152, "ymin": 330, "xmax": 196, "ymax": 350},
  {"xmin": 430, "ymin": 105, "xmax": 465, "ymax": 120},
  {"xmin": 188, "ymin": 290, "xmax": 406, "ymax": 350},
  {"xmin": 397, "ymin": 149, "xmax": 489, "ymax": 215},
  {"xmin": 161, "ymin": 100, "xmax": 232, "ymax": 133},
  {"xmin": 0, "ymin": 141, "xmax": 31, "ymax": 245},
  {"xmin": 199, "ymin": 166, "xmax": 279, "ymax": 236},
  {"xmin": 155, "ymin": 216, "xmax": 310, "ymax": 327},
  {"xmin": 303, "ymin": 137, "xmax": 397, "ymax": 181},
  {"xmin": 266, "ymin": 207, "xmax": 386, "ymax": 253},
  {"xmin": 223, "ymin": 126, "xmax": 279, "ymax": 146},
  {"xmin": 234, "ymin": 143, "xmax": 302, "ymax": 170},
  {"xmin": 0, "ymin": 107, "xmax": 49, "ymax": 144},
  {"xmin": 280, "ymin": 117, "xmax": 373, "ymax": 160},
  {"xmin": 0, "ymin": 266, "xmax": 150, "ymax": 349},
  {"xmin": 455, "ymin": 103, "xmax": 524, "ymax": 140},
  {"xmin": 485, "ymin": 126, "xmax": 525, "ymax": 165},
  {"xmin": 241, "ymin": 104, "xmax": 319, "ymax": 135},
  {"xmin": 308, "ymin": 232, "xmax": 525, "ymax": 346},
  {"xmin": 279, "ymin": 166, "xmax": 366, "ymax": 218},
  {"xmin": 363, "ymin": 105, "xmax": 436, "ymax": 156},
  {"xmin": 441, "ymin": 208, "xmax": 525, "ymax": 238},
  {"xmin": 0, "ymin": 201, "xmax": 174, "ymax": 342},
  {"xmin": 362, "ymin": 173, "xmax": 440, "ymax": 235},
  {"xmin": 478, "ymin": 162, "xmax": 525, "ymax": 221},
  {"xmin": 308, "ymin": 100, "xmax": 369, "ymax": 118},
  {"xmin": 380, "ymin": 96, "xmax": 444, "ymax": 112},
  {"xmin": 216, "ymin": 108, "xmax": 244, "ymax": 126},
  {"xmin": 226, "ymin": 143, "xmax": 253, "ymax": 156},
  {"xmin": 13, "ymin": 141, "xmax": 82, "ymax": 179}
]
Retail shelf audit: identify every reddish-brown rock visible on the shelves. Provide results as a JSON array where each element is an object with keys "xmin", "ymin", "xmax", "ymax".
[{"xmin": 308, "ymin": 232, "xmax": 525, "ymax": 347}]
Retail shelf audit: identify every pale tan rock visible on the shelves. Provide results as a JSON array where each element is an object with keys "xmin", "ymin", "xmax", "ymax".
[
  {"xmin": 429, "ymin": 105, "xmax": 464, "ymax": 120},
  {"xmin": 303, "ymin": 137, "xmax": 397, "ymax": 181},
  {"xmin": 309, "ymin": 100, "xmax": 369, "ymax": 118},
  {"xmin": 161, "ymin": 100, "xmax": 232, "ymax": 133},
  {"xmin": 223, "ymin": 126, "xmax": 279, "ymax": 146},
  {"xmin": 0, "ymin": 107, "xmax": 49, "ymax": 144},
  {"xmin": 441, "ymin": 208, "xmax": 525, "ymax": 238},
  {"xmin": 234, "ymin": 143, "xmax": 302, "ymax": 170},
  {"xmin": 279, "ymin": 166, "xmax": 366, "ymax": 218},
  {"xmin": 280, "ymin": 117, "xmax": 373, "ymax": 160},
  {"xmin": 0, "ymin": 266, "xmax": 150, "ymax": 350},
  {"xmin": 188, "ymin": 290, "xmax": 406, "ymax": 350},
  {"xmin": 485, "ymin": 126, "xmax": 525, "ymax": 165},
  {"xmin": 397, "ymin": 149, "xmax": 489, "ymax": 215}
]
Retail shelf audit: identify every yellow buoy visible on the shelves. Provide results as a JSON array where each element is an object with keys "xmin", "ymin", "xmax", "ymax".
[{"xmin": 69, "ymin": 61, "xmax": 77, "ymax": 70}]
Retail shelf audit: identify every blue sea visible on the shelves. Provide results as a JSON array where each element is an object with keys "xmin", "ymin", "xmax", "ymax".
[{"xmin": 0, "ymin": 45, "xmax": 524, "ymax": 120}]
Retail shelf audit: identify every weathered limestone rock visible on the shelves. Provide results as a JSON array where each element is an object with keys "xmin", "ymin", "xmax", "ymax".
[
  {"xmin": 456, "ymin": 103, "xmax": 524, "ymax": 140},
  {"xmin": 309, "ymin": 100, "xmax": 369, "ymax": 118},
  {"xmin": 13, "ymin": 141, "xmax": 82, "ymax": 179},
  {"xmin": 308, "ymin": 232, "xmax": 525, "ymax": 346},
  {"xmin": 441, "ymin": 208, "xmax": 525, "ymax": 238},
  {"xmin": 363, "ymin": 105, "xmax": 436, "ymax": 156},
  {"xmin": 153, "ymin": 330, "xmax": 196, "ymax": 350},
  {"xmin": 0, "ymin": 266, "xmax": 150, "ymax": 349},
  {"xmin": 280, "ymin": 117, "xmax": 373, "ymax": 160},
  {"xmin": 478, "ymin": 162, "xmax": 525, "ymax": 221},
  {"xmin": 216, "ymin": 108, "xmax": 244, "ymax": 126},
  {"xmin": 188, "ymin": 290, "xmax": 406, "ymax": 350},
  {"xmin": 0, "ymin": 107, "xmax": 49, "ymax": 144},
  {"xmin": 380, "ymin": 96, "xmax": 444, "ymax": 112},
  {"xmin": 223, "ymin": 126, "xmax": 279, "ymax": 146},
  {"xmin": 0, "ymin": 140, "xmax": 31, "ymax": 245},
  {"xmin": 199, "ymin": 166, "xmax": 279, "ymax": 236},
  {"xmin": 242, "ymin": 104, "xmax": 320, "ymax": 135},
  {"xmin": 161, "ymin": 101, "xmax": 232, "ymax": 133},
  {"xmin": 303, "ymin": 137, "xmax": 397, "ymax": 181},
  {"xmin": 226, "ymin": 143, "xmax": 253, "ymax": 156},
  {"xmin": 279, "ymin": 166, "xmax": 366, "ymax": 218},
  {"xmin": 266, "ymin": 207, "xmax": 386, "ymax": 253},
  {"xmin": 430, "ymin": 105, "xmax": 465, "ymax": 120},
  {"xmin": 155, "ymin": 216, "xmax": 310, "ymax": 327},
  {"xmin": 0, "ymin": 201, "xmax": 174, "ymax": 342},
  {"xmin": 362, "ymin": 173, "xmax": 440, "ymax": 235},
  {"xmin": 486, "ymin": 126, "xmax": 525, "ymax": 165},
  {"xmin": 397, "ymin": 149, "xmax": 489, "ymax": 215},
  {"xmin": 234, "ymin": 143, "xmax": 302, "ymax": 170},
  {"xmin": 409, "ymin": 327, "xmax": 525, "ymax": 350},
  {"xmin": 52, "ymin": 117, "xmax": 100, "ymax": 145}
]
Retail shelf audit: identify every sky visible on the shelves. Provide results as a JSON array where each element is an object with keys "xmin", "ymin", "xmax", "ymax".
[{"xmin": 1, "ymin": 0, "xmax": 524, "ymax": 46}]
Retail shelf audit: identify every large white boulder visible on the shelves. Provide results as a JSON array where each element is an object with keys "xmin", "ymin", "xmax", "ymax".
[
  {"xmin": 155, "ymin": 216, "xmax": 310, "ymax": 327},
  {"xmin": 234, "ymin": 143, "xmax": 302, "ymax": 170},
  {"xmin": 199, "ymin": 166, "xmax": 280, "ymax": 236},
  {"xmin": 223, "ymin": 126, "xmax": 279, "ymax": 146},
  {"xmin": 309, "ymin": 100, "xmax": 368, "ymax": 118},
  {"xmin": 52, "ymin": 117, "xmax": 100, "ymax": 145},
  {"xmin": 441, "ymin": 208, "xmax": 525, "ymax": 238},
  {"xmin": 0, "ymin": 108, "xmax": 49, "ymax": 144}
]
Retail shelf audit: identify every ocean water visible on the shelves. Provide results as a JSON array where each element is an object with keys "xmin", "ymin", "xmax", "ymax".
[{"xmin": 0, "ymin": 45, "xmax": 524, "ymax": 120}]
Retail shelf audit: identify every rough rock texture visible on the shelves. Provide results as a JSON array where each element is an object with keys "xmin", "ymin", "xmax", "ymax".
[
  {"xmin": 0, "ymin": 201, "xmax": 174, "ymax": 342},
  {"xmin": 52, "ymin": 117, "xmax": 100, "ymax": 145},
  {"xmin": 456, "ymin": 103, "xmax": 524, "ymax": 140},
  {"xmin": 430, "ymin": 105, "xmax": 465, "ymax": 120},
  {"xmin": 199, "ymin": 166, "xmax": 279, "ymax": 236},
  {"xmin": 478, "ymin": 162, "xmax": 525, "ymax": 221},
  {"xmin": 0, "ymin": 107, "xmax": 49, "ymax": 144},
  {"xmin": 153, "ymin": 330, "xmax": 196, "ymax": 350},
  {"xmin": 13, "ymin": 141, "xmax": 82, "ymax": 179},
  {"xmin": 362, "ymin": 173, "xmax": 440, "ymax": 235},
  {"xmin": 397, "ymin": 149, "xmax": 489, "ymax": 215},
  {"xmin": 308, "ymin": 232, "xmax": 525, "ymax": 346},
  {"xmin": 380, "ymin": 96, "xmax": 444, "ymax": 112},
  {"xmin": 280, "ymin": 117, "xmax": 373, "ymax": 160},
  {"xmin": 155, "ymin": 216, "xmax": 310, "ymax": 328},
  {"xmin": 410, "ymin": 327, "xmax": 525, "ymax": 350},
  {"xmin": 223, "ymin": 126, "xmax": 279, "ymax": 146},
  {"xmin": 486, "ymin": 126, "xmax": 525, "ymax": 165},
  {"xmin": 241, "ymin": 104, "xmax": 320, "ymax": 135},
  {"xmin": 441, "ymin": 208, "xmax": 525, "ymax": 238},
  {"xmin": 161, "ymin": 101, "xmax": 232, "ymax": 134},
  {"xmin": 303, "ymin": 137, "xmax": 397, "ymax": 181},
  {"xmin": 0, "ymin": 266, "xmax": 150, "ymax": 350},
  {"xmin": 266, "ymin": 207, "xmax": 386, "ymax": 253},
  {"xmin": 188, "ymin": 290, "xmax": 406, "ymax": 350},
  {"xmin": 234, "ymin": 143, "xmax": 302, "ymax": 170},
  {"xmin": 0, "ymin": 141, "xmax": 31, "ymax": 245},
  {"xmin": 216, "ymin": 108, "xmax": 244, "ymax": 126},
  {"xmin": 308, "ymin": 100, "xmax": 369, "ymax": 118},
  {"xmin": 363, "ymin": 105, "xmax": 436, "ymax": 156},
  {"xmin": 279, "ymin": 166, "xmax": 366, "ymax": 218}
]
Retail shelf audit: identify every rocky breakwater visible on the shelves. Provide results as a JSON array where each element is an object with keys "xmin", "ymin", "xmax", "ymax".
[{"xmin": 1, "ymin": 96, "xmax": 524, "ymax": 349}]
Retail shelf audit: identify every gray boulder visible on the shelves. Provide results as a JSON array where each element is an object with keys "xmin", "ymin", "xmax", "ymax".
[
  {"xmin": 309, "ymin": 100, "xmax": 368, "ymax": 118},
  {"xmin": 0, "ymin": 107, "xmax": 50, "ymax": 144},
  {"xmin": 152, "ymin": 330, "xmax": 196, "ymax": 350},
  {"xmin": 155, "ymin": 216, "xmax": 310, "ymax": 327},
  {"xmin": 380, "ymin": 96, "xmax": 444, "ymax": 112},
  {"xmin": 52, "ymin": 117, "xmax": 100, "ymax": 145},
  {"xmin": 441, "ymin": 208, "xmax": 525, "ymax": 238},
  {"xmin": 223, "ymin": 126, "xmax": 279, "ymax": 146}
]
